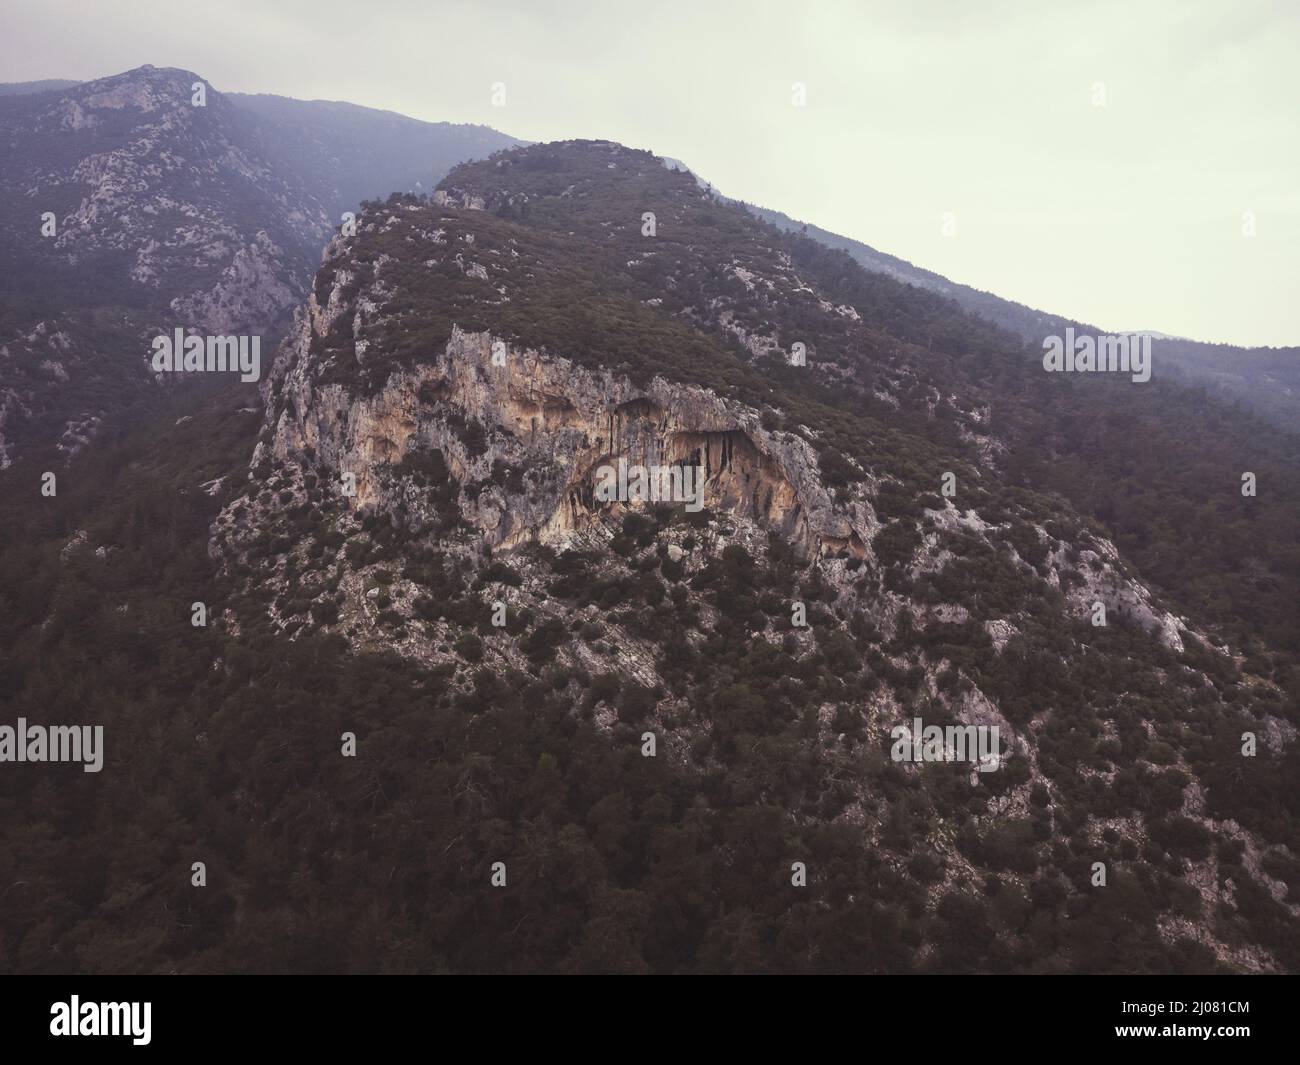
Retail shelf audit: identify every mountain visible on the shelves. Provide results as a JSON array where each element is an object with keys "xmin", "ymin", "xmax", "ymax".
[
  {"xmin": 2, "ymin": 118, "xmax": 1298, "ymax": 973},
  {"xmin": 156, "ymin": 139, "xmax": 1293, "ymax": 971},
  {"xmin": 0, "ymin": 65, "xmax": 520, "ymax": 467},
  {"xmin": 746, "ymin": 203, "xmax": 1300, "ymax": 428},
  {"xmin": 228, "ymin": 92, "xmax": 519, "ymax": 218}
]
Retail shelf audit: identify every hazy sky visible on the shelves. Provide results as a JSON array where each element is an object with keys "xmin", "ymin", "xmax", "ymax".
[{"xmin": 3, "ymin": 0, "xmax": 1296, "ymax": 346}]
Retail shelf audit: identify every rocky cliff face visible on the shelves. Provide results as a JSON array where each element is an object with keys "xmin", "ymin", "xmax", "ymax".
[{"xmin": 258, "ymin": 312, "xmax": 878, "ymax": 560}]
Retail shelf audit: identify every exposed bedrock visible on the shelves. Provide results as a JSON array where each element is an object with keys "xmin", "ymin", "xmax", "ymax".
[{"xmin": 259, "ymin": 321, "xmax": 878, "ymax": 559}]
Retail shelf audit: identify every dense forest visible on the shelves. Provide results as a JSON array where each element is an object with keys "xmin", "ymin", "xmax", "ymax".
[
  {"xmin": 1, "ymin": 140, "xmax": 1297, "ymax": 974},
  {"xmin": 4, "ymin": 388, "xmax": 1295, "ymax": 972}
]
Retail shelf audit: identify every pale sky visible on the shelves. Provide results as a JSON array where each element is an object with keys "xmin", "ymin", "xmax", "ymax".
[{"xmin": 3, "ymin": 0, "xmax": 1297, "ymax": 347}]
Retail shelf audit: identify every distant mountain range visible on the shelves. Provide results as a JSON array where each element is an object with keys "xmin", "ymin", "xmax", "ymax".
[
  {"xmin": 741, "ymin": 202, "xmax": 1300, "ymax": 428},
  {"xmin": 0, "ymin": 78, "xmax": 83, "ymax": 96}
]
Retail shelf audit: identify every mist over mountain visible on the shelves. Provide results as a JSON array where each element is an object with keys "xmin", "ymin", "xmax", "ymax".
[
  {"xmin": 0, "ymin": 79, "xmax": 83, "ymax": 96},
  {"xmin": 0, "ymin": 66, "xmax": 520, "ymax": 466},
  {"xmin": 227, "ymin": 92, "xmax": 524, "ymax": 225},
  {"xmin": 0, "ymin": 65, "xmax": 1297, "ymax": 979}
]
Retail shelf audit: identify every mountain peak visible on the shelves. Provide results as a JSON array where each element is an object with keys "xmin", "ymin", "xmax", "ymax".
[
  {"xmin": 0, "ymin": 68, "xmax": 519, "ymax": 465},
  {"xmin": 74, "ymin": 63, "xmax": 210, "ymax": 102}
]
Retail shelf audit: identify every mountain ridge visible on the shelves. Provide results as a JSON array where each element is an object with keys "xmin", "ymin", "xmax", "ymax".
[
  {"xmin": 740, "ymin": 199, "xmax": 1300, "ymax": 428},
  {"xmin": 192, "ymin": 139, "xmax": 1300, "ymax": 970},
  {"xmin": 0, "ymin": 65, "xmax": 521, "ymax": 466}
]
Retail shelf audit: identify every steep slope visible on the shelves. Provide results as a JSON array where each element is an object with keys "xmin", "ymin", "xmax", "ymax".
[
  {"xmin": 230, "ymin": 93, "xmax": 522, "ymax": 221},
  {"xmin": 208, "ymin": 140, "xmax": 1300, "ymax": 971},
  {"xmin": 0, "ymin": 66, "xmax": 519, "ymax": 466},
  {"xmin": 747, "ymin": 202, "xmax": 1300, "ymax": 428}
]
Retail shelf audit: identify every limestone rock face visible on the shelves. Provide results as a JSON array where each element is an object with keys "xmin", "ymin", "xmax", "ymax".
[
  {"xmin": 432, "ymin": 189, "xmax": 486, "ymax": 210},
  {"xmin": 168, "ymin": 231, "xmax": 301, "ymax": 335},
  {"xmin": 1066, "ymin": 540, "xmax": 1187, "ymax": 652},
  {"xmin": 260, "ymin": 317, "xmax": 879, "ymax": 561}
]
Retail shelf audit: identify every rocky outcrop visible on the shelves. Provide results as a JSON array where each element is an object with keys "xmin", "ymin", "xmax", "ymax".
[
  {"xmin": 1063, "ymin": 539, "xmax": 1187, "ymax": 651},
  {"xmin": 168, "ymin": 230, "xmax": 300, "ymax": 334},
  {"xmin": 259, "ymin": 319, "xmax": 878, "ymax": 560}
]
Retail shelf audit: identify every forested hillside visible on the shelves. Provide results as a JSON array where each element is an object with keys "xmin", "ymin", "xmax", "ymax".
[{"xmin": 1, "ymin": 139, "xmax": 1296, "ymax": 975}]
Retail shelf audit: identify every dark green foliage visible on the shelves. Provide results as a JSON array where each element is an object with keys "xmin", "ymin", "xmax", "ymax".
[{"xmin": 1, "ymin": 138, "xmax": 1297, "ymax": 976}]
